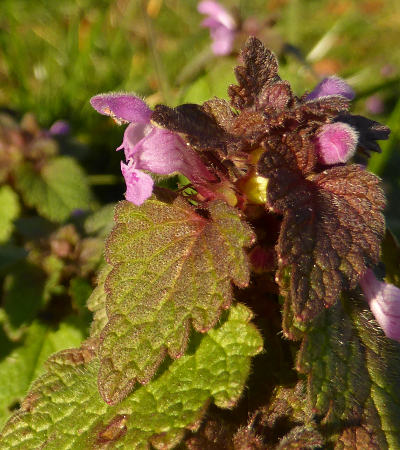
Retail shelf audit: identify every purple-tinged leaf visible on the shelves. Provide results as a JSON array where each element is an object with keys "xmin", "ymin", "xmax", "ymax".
[
  {"xmin": 297, "ymin": 293, "xmax": 400, "ymax": 448},
  {"xmin": 98, "ymin": 198, "xmax": 255, "ymax": 404},
  {"xmin": 259, "ymin": 142, "xmax": 385, "ymax": 322},
  {"xmin": 228, "ymin": 36, "xmax": 281, "ymax": 111}
]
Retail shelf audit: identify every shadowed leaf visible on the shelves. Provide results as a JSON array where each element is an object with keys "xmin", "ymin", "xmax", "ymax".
[
  {"xmin": 297, "ymin": 294, "xmax": 400, "ymax": 448},
  {"xmin": 99, "ymin": 198, "xmax": 255, "ymax": 404},
  {"xmin": 259, "ymin": 139, "xmax": 385, "ymax": 321},
  {"xmin": 0, "ymin": 320, "xmax": 84, "ymax": 429},
  {"xmin": 0, "ymin": 304, "xmax": 262, "ymax": 449},
  {"xmin": 15, "ymin": 157, "xmax": 92, "ymax": 222}
]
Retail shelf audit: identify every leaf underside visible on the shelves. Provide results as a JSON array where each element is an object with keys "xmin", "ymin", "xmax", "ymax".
[
  {"xmin": 0, "ymin": 304, "xmax": 262, "ymax": 450},
  {"xmin": 99, "ymin": 198, "xmax": 255, "ymax": 405}
]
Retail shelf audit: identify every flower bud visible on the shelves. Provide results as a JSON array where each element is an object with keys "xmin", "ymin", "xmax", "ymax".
[
  {"xmin": 315, "ymin": 122, "xmax": 358, "ymax": 165},
  {"xmin": 360, "ymin": 269, "xmax": 400, "ymax": 342}
]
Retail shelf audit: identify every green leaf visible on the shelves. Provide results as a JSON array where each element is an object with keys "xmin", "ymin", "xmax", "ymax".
[
  {"xmin": 0, "ymin": 320, "xmax": 85, "ymax": 429},
  {"xmin": 15, "ymin": 156, "xmax": 92, "ymax": 222},
  {"xmin": 0, "ymin": 304, "xmax": 262, "ymax": 449},
  {"xmin": 86, "ymin": 265, "xmax": 111, "ymax": 338},
  {"xmin": 0, "ymin": 245, "xmax": 27, "ymax": 275},
  {"xmin": 297, "ymin": 294, "xmax": 400, "ymax": 448},
  {"xmin": 69, "ymin": 277, "xmax": 92, "ymax": 314},
  {"xmin": 99, "ymin": 198, "xmax": 255, "ymax": 404},
  {"xmin": 2, "ymin": 264, "xmax": 46, "ymax": 337},
  {"xmin": 0, "ymin": 186, "xmax": 20, "ymax": 243},
  {"xmin": 84, "ymin": 203, "xmax": 115, "ymax": 238}
]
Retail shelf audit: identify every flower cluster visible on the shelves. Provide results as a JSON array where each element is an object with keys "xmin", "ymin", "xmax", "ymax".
[{"xmin": 90, "ymin": 94, "xmax": 214, "ymax": 205}]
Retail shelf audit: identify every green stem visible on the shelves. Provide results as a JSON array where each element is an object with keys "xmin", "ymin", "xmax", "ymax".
[{"xmin": 141, "ymin": 0, "xmax": 171, "ymax": 104}]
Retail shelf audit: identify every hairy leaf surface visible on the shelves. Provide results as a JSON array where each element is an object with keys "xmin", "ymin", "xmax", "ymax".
[
  {"xmin": 0, "ymin": 304, "xmax": 262, "ymax": 449},
  {"xmin": 228, "ymin": 36, "xmax": 280, "ymax": 111},
  {"xmin": 15, "ymin": 157, "xmax": 92, "ymax": 222},
  {"xmin": 259, "ymin": 142, "xmax": 385, "ymax": 321},
  {"xmin": 0, "ymin": 320, "xmax": 84, "ymax": 429},
  {"xmin": 99, "ymin": 198, "xmax": 254, "ymax": 404},
  {"xmin": 297, "ymin": 294, "xmax": 400, "ymax": 449},
  {"xmin": 87, "ymin": 265, "xmax": 111, "ymax": 338}
]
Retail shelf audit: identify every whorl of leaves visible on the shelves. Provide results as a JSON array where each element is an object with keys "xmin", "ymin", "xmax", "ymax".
[{"xmin": 156, "ymin": 37, "xmax": 386, "ymax": 322}]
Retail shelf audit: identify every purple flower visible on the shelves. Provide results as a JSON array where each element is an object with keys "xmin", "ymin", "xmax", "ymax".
[
  {"xmin": 90, "ymin": 93, "xmax": 214, "ymax": 205},
  {"xmin": 365, "ymin": 94, "xmax": 384, "ymax": 115},
  {"xmin": 306, "ymin": 76, "xmax": 359, "ymax": 164},
  {"xmin": 360, "ymin": 269, "xmax": 400, "ymax": 342},
  {"xmin": 198, "ymin": 1, "xmax": 236, "ymax": 55},
  {"xmin": 314, "ymin": 122, "xmax": 359, "ymax": 165},
  {"xmin": 47, "ymin": 120, "xmax": 70, "ymax": 136},
  {"xmin": 306, "ymin": 76, "xmax": 355, "ymax": 101}
]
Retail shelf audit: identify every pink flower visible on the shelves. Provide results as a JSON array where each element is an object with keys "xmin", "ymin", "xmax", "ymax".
[
  {"xmin": 198, "ymin": 1, "xmax": 236, "ymax": 55},
  {"xmin": 90, "ymin": 93, "xmax": 214, "ymax": 205},
  {"xmin": 360, "ymin": 269, "xmax": 400, "ymax": 342},
  {"xmin": 365, "ymin": 94, "xmax": 384, "ymax": 115},
  {"xmin": 306, "ymin": 76, "xmax": 355, "ymax": 101},
  {"xmin": 314, "ymin": 122, "xmax": 359, "ymax": 165},
  {"xmin": 48, "ymin": 120, "xmax": 70, "ymax": 136},
  {"xmin": 306, "ymin": 77, "xmax": 358, "ymax": 165}
]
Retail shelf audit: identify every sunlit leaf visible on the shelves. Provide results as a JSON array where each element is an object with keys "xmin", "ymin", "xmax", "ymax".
[
  {"xmin": 0, "ymin": 304, "xmax": 262, "ymax": 449},
  {"xmin": 99, "ymin": 198, "xmax": 255, "ymax": 404}
]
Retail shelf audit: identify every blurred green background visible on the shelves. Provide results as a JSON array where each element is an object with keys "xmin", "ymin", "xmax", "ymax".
[{"xmin": 0, "ymin": 0, "xmax": 399, "ymax": 231}]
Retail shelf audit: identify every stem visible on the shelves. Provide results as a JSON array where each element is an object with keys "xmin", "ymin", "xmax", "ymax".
[{"xmin": 141, "ymin": 0, "xmax": 171, "ymax": 104}]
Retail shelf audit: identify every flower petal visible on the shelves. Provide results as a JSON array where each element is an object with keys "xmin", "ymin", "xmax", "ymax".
[
  {"xmin": 306, "ymin": 76, "xmax": 355, "ymax": 101},
  {"xmin": 210, "ymin": 26, "xmax": 235, "ymax": 55},
  {"xmin": 315, "ymin": 122, "xmax": 359, "ymax": 165},
  {"xmin": 360, "ymin": 269, "xmax": 400, "ymax": 341},
  {"xmin": 90, "ymin": 93, "xmax": 152, "ymax": 124},
  {"xmin": 118, "ymin": 122, "xmax": 153, "ymax": 160},
  {"xmin": 198, "ymin": 1, "xmax": 236, "ymax": 30},
  {"xmin": 120, "ymin": 162, "xmax": 154, "ymax": 206},
  {"xmin": 133, "ymin": 128, "xmax": 212, "ymax": 181}
]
